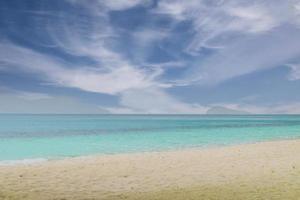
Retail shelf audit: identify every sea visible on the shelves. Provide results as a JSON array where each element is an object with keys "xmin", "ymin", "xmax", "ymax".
[{"xmin": 1, "ymin": 114, "xmax": 300, "ymax": 164}]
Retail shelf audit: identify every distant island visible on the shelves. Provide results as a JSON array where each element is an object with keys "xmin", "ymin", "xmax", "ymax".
[{"xmin": 206, "ymin": 106, "xmax": 250, "ymax": 115}]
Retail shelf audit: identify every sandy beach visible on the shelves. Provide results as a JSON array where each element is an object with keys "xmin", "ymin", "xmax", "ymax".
[{"xmin": 1, "ymin": 139, "xmax": 300, "ymax": 200}]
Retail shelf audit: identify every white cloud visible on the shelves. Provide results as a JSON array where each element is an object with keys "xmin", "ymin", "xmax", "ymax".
[
  {"xmin": 0, "ymin": 0, "xmax": 205, "ymax": 114},
  {"xmin": 45, "ymin": 14, "xmax": 119, "ymax": 66},
  {"xmin": 133, "ymin": 29, "xmax": 169, "ymax": 46},
  {"xmin": 107, "ymin": 97, "xmax": 300, "ymax": 114},
  {"xmin": 106, "ymin": 87, "xmax": 208, "ymax": 114},
  {"xmin": 102, "ymin": 0, "xmax": 150, "ymax": 10},
  {"xmin": 225, "ymin": 5, "xmax": 277, "ymax": 33},
  {"xmin": 0, "ymin": 42, "xmax": 161, "ymax": 95},
  {"xmin": 129, "ymin": 28, "xmax": 172, "ymax": 64},
  {"xmin": 68, "ymin": 0, "xmax": 149, "ymax": 12},
  {"xmin": 103, "ymin": 106, "xmax": 138, "ymax": 114},
  {"xmin": 2, "ymin": 0, "xmax": 300, "ymax": 114},
  {"xmin": 9, "ymin": 1, "xmax": 167, "ymax": 95},
  {"xmin": 155, "ymin": 0, "xmax": 300, "ymax": 54},
  {"xmin": 154, "ymin": 0, "xmax": 199, "ymax": 20},
  {"xmin": 183, "ymin": 25, "xmax": 300, "ymax": 85},
  {"xmin": 162, "ymin": 0, "xmax": 300, "ymax": 86},
  {"xmin": 294, "ymin": 1, "xmax": 300, "ymax": 14},
  {"xmin": 287, "ymin": 63, "xmax": 300, "ymax": 80}
]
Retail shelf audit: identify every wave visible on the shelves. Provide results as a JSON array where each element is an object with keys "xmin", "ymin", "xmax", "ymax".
[{"xmin": 0, "ymin": 158, "xmax": 48, "ymax": 166}]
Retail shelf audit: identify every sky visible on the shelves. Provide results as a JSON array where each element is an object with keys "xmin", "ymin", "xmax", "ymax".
[{"xmin": 1, "ymin": 0, "xmax": 300, "ymax": 114}]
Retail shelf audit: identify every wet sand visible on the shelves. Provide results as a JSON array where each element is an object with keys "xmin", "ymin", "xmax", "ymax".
[{"xmin": 1, "ymin": 139, "xmax": 300, "ymax": 200}]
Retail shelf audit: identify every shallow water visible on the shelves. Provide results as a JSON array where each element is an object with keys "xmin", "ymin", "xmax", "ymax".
[{"xmin": 1, "ymin": 114, "xmax": 300, "ymax": 161}]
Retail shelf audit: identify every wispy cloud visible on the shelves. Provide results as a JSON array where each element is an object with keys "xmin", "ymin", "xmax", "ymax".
[
  {"xmin": 0, "ymin": 0, "xmax": 202, "ymax": 114},
  {"xmin": 106, "ymin": 87, "xmax": 208, "ymax": 114},
  {"xmin": 1, "ymin": 0, "xmax": 300, "ymax": 114},
  {"xmin": 162, "ymin": 0, "xmax": 300, "ymax": 114},
  {"xmin": 184, "ymin": 26, "xmax": 300, "ymax": 85},
  {"xmin": 153, "ymin": 0, "xmax": 300, "ymax": 87},
  {"xmin": 0, "ymin": 42, "xmax": 160, "ymax": 94},
  {"xmin": 68, "ymin": 0, "xmax": 150, "ymax": 12},
  {"xmin": 287, "ymin": 63, "xmax": 300, "ymax": 81},
  {"xmin": 0, "ymin": 42, "xmax": 209, "ymax": 114},
  {"xmin": 101, "ymin": 0, "xmax": 151, "ymax": 10},
  {"xmin": 155, "ymin": 0, "xmax": 300, "ymax": 54}
]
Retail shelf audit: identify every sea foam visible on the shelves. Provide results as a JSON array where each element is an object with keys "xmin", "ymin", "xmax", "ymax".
[{"xmin": 0, "ymin": 158, "xmax": 48, "ymax": 166}]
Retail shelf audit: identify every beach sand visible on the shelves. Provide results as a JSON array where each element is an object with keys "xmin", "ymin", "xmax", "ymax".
[{"xmin": 1, "ymin": 139, "xmax": 300, "ymax": 200}]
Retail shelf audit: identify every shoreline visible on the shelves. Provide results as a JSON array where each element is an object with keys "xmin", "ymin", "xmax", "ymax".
[
  {"xmin": 1, "ymin": 136, "xmax": 299, "ymax": 166},
  {"xmin": 1, "ymin": 139, "xmax": 300, "ymax": 199}
]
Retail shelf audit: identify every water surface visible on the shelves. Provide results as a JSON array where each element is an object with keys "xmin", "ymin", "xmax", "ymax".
[{"xmin": 1, "ymin": 114, "xmax": 300, "ymax": 161}]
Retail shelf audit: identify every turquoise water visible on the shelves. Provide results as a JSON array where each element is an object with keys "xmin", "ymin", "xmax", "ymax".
[{"xmin": 1, "ymin": 114, "xmax": 300, "ymax": 161}]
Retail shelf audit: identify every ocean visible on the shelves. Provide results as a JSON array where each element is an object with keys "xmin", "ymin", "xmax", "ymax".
[{"xmin": 1, "ymin": 114, "xmax": 300, "ymax": 162}]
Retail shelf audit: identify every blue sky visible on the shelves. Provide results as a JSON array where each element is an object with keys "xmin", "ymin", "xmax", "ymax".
[{"xmin": 1, "ymin": 0, "xmax": 300, "ymax": 114}]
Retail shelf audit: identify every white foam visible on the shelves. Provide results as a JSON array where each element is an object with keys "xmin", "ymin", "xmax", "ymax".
[{"xmin": 0, "ymin": 158, "xmax": 48, "ymax": 166}]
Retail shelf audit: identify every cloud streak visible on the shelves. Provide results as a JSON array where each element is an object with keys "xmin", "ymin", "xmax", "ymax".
[
  {"xmin": 156, "ymin": 0, "xmax": 300, "ymax": 53},
  {"xmin": 0, "ymin": 42, "xmax": 160, "ymax": 94},
  {"xmin": 185, "ymin": 26, "xmax": 300, "ymax": 85},
  {"xmin": 1, "ymin": 0, "xmax": 300, "ymax": 114},
  {"xmin": 153, "ymin": 0, "xmax": 300, "ymax": 86},
  {"xmin": 287, "ymin": 63, "xmax": 300, "ymax": 81}
]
